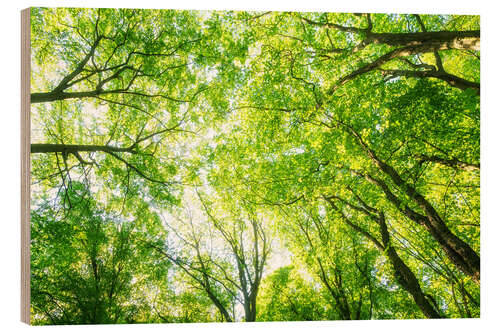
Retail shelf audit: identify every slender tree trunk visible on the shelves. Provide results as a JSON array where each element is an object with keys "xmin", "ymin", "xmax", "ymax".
[{"xmin": 316, "ymin": 259, "xmax": 351, "ymax": 320}]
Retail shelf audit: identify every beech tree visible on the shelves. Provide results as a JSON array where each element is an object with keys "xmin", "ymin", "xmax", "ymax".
[{"xmin": 154, "ymin": 192, "xmax": 270, "ymax": 322}]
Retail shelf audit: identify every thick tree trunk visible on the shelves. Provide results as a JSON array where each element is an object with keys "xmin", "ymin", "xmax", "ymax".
[
  {"xmin": 244, "ymin": 294, "xmax": 257, "ymax": 322},
  {"xmin": 303, "ymin": 16, "xmax": 480, "ymax": 51},
  {"xmin": 380, "ymin": 69, "xmax": 480, "ymax": 94},
  {"xmin": 31, "ymin": 143, "xmax": 135, "ymax": 154},
  {"xmin": 207, "ymin": 293, "xmax": 233, "ymax": 322},
  {"xmin": 345, "ymin": 125, "xmax": 480, "ymax": 283},
  {"xmin": 416, "ymin": 154, "xmax": 480, "ymax": 171},
  {"xmin": 243, "ymin": 303, "xmax": 256, "ymax": 322},
  {"xmin": 367, "ymin": 30, "xmax": 480, "ymax": 50},
  {"xmin": 324, "ymin": 196, "xmax": 442, "ymax": 318},
  {"xmin": 374, "ymin": 157, "xmax": 480, "ymax": 283},
  {"xmin": 385, "ymin": 245, "xmax": 441, "ymax": 318},
  {"xmin": 376, "ymin": 212, "xmax": 442, "ymax": 318},
  {"xmin": 31, "ymin": 90, "xmax": 115, "ymax": 104},
  {"xmin": 328, "ymin": 30, "xmax": 480, "ymax": 94}
]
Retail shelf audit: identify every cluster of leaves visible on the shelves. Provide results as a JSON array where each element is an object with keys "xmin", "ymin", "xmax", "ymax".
[{"xmin": 30, "ymin": 182, "xmax": 170, "ymax": 324}]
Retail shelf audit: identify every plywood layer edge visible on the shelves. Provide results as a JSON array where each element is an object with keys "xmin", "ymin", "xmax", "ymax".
[{"xmin": 21, "ymin": 7, "xmax": 31, "ymax": 325}]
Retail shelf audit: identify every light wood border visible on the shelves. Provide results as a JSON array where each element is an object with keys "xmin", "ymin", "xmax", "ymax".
[{"xmin": 21, "ymin": 7, "xmax": 31, "ymax": 325}]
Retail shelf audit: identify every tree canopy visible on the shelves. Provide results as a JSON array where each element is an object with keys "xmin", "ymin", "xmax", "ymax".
[{"xmin": 29, "ymin": 8, "xmax": 480, "ymax": 324}]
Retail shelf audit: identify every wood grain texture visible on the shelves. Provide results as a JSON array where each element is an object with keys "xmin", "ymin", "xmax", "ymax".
[{"xmin": 21, "ymin": 7, "xmax": 31, "ymax": 325}]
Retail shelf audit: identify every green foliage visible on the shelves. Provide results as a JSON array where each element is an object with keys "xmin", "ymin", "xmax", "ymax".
[
  {"xmin": 29, "ymin": 8, "xmax": 480, "ymax": 324},
  {"xmin": 30, "ymin": 183, "xmax": 170, "ymax": 324},
  {"xmin": 257, "ymin": 266, "xmax": 330, "ymax": 321}
]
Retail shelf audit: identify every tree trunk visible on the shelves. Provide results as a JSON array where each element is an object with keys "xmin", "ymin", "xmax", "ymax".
[
  {"xmin": 380, "ymin": 69, "xmax": 480, "ymax": 94},
  {"xmin": 31, "ymin": 143, "xmax": 134, "ymax": 154},
  {"xmin": 31, "ymin": 90, "xmax": 111, "ymax": 104},
  {"xmin": 376, "ymin": 212, "xmax": 442, "ymax": 318},
  {"xmin": 324, "ymin": 196, "xmax": 443, "ymax": 318},
  {"xmin": 207, "ymin": 292, "xmax": 233, "ymax": 322},
  {"xmin": 367, "ymin": 30, "xmax": 480, "ymax": 50},
  {"xmin": 346, "ymin": 125, "xmax": 480, "ymax": 283}
]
